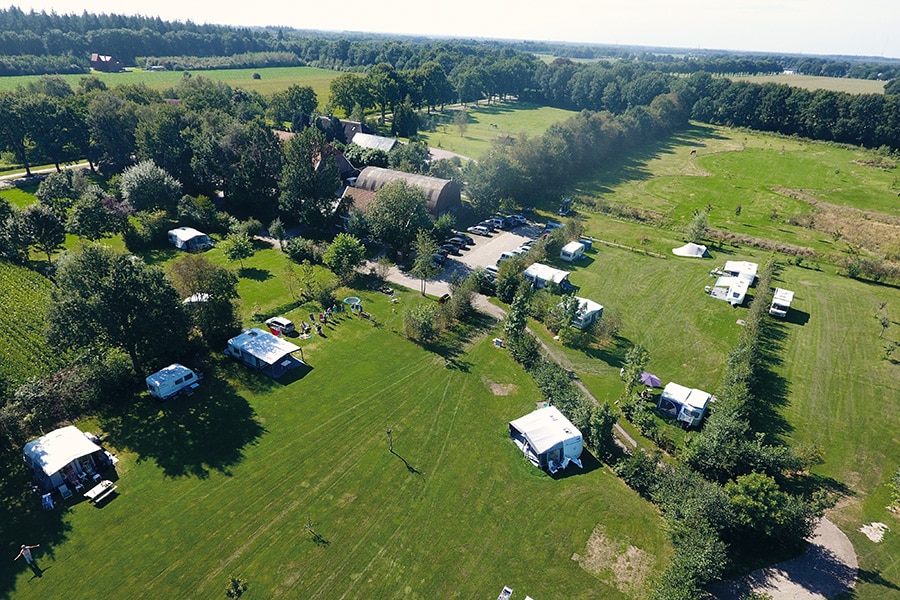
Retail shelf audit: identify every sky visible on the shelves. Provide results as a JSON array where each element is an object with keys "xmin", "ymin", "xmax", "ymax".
[{"xmin": 8, "ymin": 0, "xmax": 900, "ymax": 59}]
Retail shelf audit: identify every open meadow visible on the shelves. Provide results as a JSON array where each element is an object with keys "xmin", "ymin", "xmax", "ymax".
[
  {"xmin": 729, "ymin": 74, "xmax": 886, "ymax": 95},
  {"xmin": 0, "ymin": 255, "xmax": 672, "ymax": 599},
  {"xmin": 0, "ymin": 66, "xmax": 341, "ymax": 107},
  {"xmin": 2, "ymin": 117, "xmax": 900, "ymax": 598}
]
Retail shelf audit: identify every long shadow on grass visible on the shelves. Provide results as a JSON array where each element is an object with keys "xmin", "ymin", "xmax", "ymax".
[
  {"xmin": 739, "ymin": 311, "xmax": 793, "ymax": 441},
  {"xmin": 581, "ymin": 334, "xmax": 632, "ymax": 369},
  {"xmin": 548, "ymin": 448, "xmax": 601, "ymax": 480},
  {"xmin": 422, "ymin": 311, "xmax": 496, "ymax": 372},
  {"xmin": 98, "ymin": 376, "xmax": 265, "ymax": 479},
  {"xmin": 0, "ymin": 450, "xmax": 72, "ymax": 598},
  {"xmin": 237, "ymin": 267, "xmax": 271, "ymax": 281}
]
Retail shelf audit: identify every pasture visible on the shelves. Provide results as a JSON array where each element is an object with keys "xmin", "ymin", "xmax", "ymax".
[
  {"xmin": 729, "ymin": 74, "xmax": 886, "ymax": 95},
  {"xmin": 0, "ymin": 66, "xmax": 341, "ymax": 106},
  {"xmin": 1, "ymin": 273, "xmax": 671, "ymax": 599}
]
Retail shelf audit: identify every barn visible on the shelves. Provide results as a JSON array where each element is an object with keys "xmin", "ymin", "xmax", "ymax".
[{"xmin": 353, "ymin": 166, "xmax": 461, "ymax": 217}]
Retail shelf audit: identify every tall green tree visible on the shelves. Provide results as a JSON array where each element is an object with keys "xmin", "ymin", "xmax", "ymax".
[
  {"xmin": 365, "ymin": 180, "xmax": 431, "ymax": 253},
  {"xmin": 48, "ymin": 245, "xmax": 191, "ymax": 374},
  {"xmin": 328, "ymin": 73, "xmax": 372, "ymax": 117},
  {"xmin": 278, "ymin": 127, "xmax": 341, "ymax": 228},
  {"xmin": 168, "ymin": 254, "xmax": 241, "ymax": 346},
  {"xmin": 367, "ymin": 62, "xmax": 403, "ymax": 122},
  {"xmin": 22, "ymin": 202, "xmax": 65, "ymax": 263},
  {"xmin": 410, "ymin": 230, "xmax": 440, "ymax": 295},
  {"xmin": 222, "ymin": 232, "xmax": 255, "ymax": 270},
  {"xmin": 267, "ymin": 84, "xmax": 318, "ymax": 127},
  {"xmin": 87, "ymin": 92, "xmax": 138, "ymax": 172},
  {"xmin": 322, "ymin": 233, "xmax": 365, "ymax": 284},
  {"xmin": 119, "ymin": 160, "xmax": 182, "ymax": 213}
]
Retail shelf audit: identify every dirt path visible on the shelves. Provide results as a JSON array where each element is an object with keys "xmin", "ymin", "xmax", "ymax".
[{"xmin": 708, "ymin": 517, "xmax": 857, "ymax": 599}]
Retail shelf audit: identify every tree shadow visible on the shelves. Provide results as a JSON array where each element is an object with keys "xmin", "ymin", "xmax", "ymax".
[
  {"xmin": 581, "ymin": 334, "xmax": 632, "ymax": 369},
  {"xmin": 421, "ymin": 311, "xmax": 495, "ymax": 372},
  {"xmin": 745, "ymin": 317, "xmax": 794, "ymax": 441},
  {"xmin": 0, "ymin": 450, "xmax": 72, "ymax": 598},
  {"xmin": 98, "ymin": 376, "xmax": 265, "ymax": 479},
  {"xmin": 237, "ymin": 267, "xmax": 271, "ymax": 281}
]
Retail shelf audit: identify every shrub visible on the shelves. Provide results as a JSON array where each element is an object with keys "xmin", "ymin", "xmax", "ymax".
[
  {"xmin": 403, "ymin": 301, "xmax": 438, "ymax": 342},
  {"xmin": 285, "ymin": 237, "xmax": 324, "ymax": 264}
]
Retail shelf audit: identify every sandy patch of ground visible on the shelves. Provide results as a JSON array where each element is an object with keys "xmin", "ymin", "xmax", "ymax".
[
  {"xmin": 483, "ymin": 378, "xmax": 516, "ymax": 396},
  {"xmin": 575, "ymin": 525, "xmax": 652, "ymax": 598},
  {"xmin": 859, "ymin": 522, "xmax": 889, "ymax": 542}
]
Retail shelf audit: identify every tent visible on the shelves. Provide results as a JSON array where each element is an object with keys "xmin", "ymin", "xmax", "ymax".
[
  {"xmin": 639, "ymin": 372, "xmax": 662, "ymax": 388},
  {"xmin": 523, "ymin": 263, "xmax": 573, "ymax": 290},
  {"xmin": 509, "ymin": 406, "xmax": 583, "ymax": 473},
  {"xmin": 672, "ymin": 242, "xmax": 709, "ymax": 258},
  {"xmin": 146, "ymin": 363, "xmax": 200, "ymax": 400},
  {"xmin": 167, "ymin": 227, "xmax": 213, "ymax": 252},
  {"xmin": 226, "ymin": 328, "xmax": 304, "ymax": 377},
  {"xmin": 657, "ymin": 382, "xmax": 711, "ymax": 427},
  {"xmin": 23, "ymin": 426, "xmax": 109, "ymax": 492}
]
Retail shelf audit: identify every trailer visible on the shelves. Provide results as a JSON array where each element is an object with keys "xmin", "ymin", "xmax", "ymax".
[{"xmin": 769, "ymin": 288, "xmax": 794, "ymax": 318}]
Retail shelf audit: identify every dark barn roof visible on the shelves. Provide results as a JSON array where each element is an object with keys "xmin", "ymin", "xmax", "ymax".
[{"xmin": 354, "ymin": 167, "xmax": 461, "ymax": 217}]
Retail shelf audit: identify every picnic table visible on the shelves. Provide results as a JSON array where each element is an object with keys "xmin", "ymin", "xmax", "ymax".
[{"xmin": 84, "ymin": 480, "xmax": 117, "ymax": 504}]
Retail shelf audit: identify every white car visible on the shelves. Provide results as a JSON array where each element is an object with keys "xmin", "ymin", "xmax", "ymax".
[
  {"xmin": 467, "ymin": 225, "xmax": 491, "ymax": 236},
  {"xmin": 265, "ymin": 316, "xmax": 295, "ymax": 335}
]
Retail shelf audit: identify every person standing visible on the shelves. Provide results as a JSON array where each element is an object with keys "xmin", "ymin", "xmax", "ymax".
[{"xmin": 14, "ymin": 544, "xmax": 41, "ymax": 576}]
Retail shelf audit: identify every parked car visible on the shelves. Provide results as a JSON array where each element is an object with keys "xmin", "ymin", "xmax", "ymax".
[
  {"xmin": 431, "ymin": 253, "xmax": 446, "ymax": 266},
  {"xmin": 497, "ymin": 251, "xmax": 517, "ymax": 263},
  {"xmin": 467, "ymin": 225, "xmax": 491, "ymax": 236},
  {"xmin": 447, "ymin": 236, "xmax": 469, "ymax": 248},
  {"xmin": 488, "ymin": 216, "xmax": 507, "ymax": 230},
  {"xmin": 485, "ymin": 265, "xmax": 499, "ymax": 277},
  {"xmin": 477, "ymin": 220, "xmax": 497, "ymax": 232},
  {"xmin": 441, "ymin": 243, "xmax": 461, "ymax": 256},
  {"xmin": 265, "ymin": 316, "xmax": 295, "ymax": 335},
  {"xmin": 508, "ymin": 214, "xmax": 527, "ymax": 226},
  {"xmin": 455, "ymin": 233, "xmax": 475, "ymax": 245}
]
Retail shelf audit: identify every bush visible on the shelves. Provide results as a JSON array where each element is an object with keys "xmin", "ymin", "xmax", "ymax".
[
  {"xmin": 285, "ymin": 237, "xmax": 324, "ymax": 264},
  {"xmin": 403, "ymin": 301, "xmax": 438, "ymax": 342},
  {"xmin": 614, "ymin": 450, "xmax": 660, "ymax": 499}
]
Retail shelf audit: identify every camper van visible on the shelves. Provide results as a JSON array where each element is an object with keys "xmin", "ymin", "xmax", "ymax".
[
  {"xmin": 560, "ymin": 241, "xmax": 585, "ymax": 262},
  {"xmin": 769, "ymin": 288, "xmax": 794, "ymax": 318},
  {"xmin": 146, "ymin": 363, "xmax": 200, "ymax": 400}
]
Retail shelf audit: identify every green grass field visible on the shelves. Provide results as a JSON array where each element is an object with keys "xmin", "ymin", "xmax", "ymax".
[
  {"xmin": 419, "ymin": 102, "xmax": 578, "ymax": 160},
  {"xmin": 0, "ymin": 66, "xmax": 341, "ymax": 107},
  {"xmin": 730, "ymin": 74, "xmax": 886, "ymax": 95},
  {"xmin": 1, "ymin": 277, "xmax": 671, "ymax": 599}
]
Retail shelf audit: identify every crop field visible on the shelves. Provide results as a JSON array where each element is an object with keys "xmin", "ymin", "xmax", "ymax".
[
  {"xmin": 729, "ymin": 74, "xmax": 886, "ymax": 95},
  {"xmin": 0, "ymin": 262, "xmax": 66, "ymax": 384},
  {"xmin": 0, "ymin": 66, "xmax": 341, "ymax": 106}
]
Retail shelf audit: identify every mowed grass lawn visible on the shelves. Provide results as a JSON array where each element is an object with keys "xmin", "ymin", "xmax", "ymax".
[
  {"xmin": 729, "ymin": 74, "xmax": 886, "ymax": 95},
  {"xmin": 4, "ymin": 287, "xmax": 671, "ymax": 599},
  {"xmin": 0, "ymin": 66, "xmax": 341, "ymax": 109}
]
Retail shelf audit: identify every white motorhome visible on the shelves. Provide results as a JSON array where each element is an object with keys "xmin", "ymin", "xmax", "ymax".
[
  {"xmin": 657, "ymin": 382, "xmax": 712, "ymax": 427},
  {"xmin": 565, "ymin": 296, "xmax": 603, "ymax": 329},
  {"xmin": 167, "ymin": 227, "xmax": 213, "ymax": 252},
  {"xmin": 769, "ymin": 288, "xmax": 794, "ymax": 318},
  {"xmin": 560, "ymin": 241, "xmax": 585, "ymax": 262},
  {"xmin": 146, "ymin": 363, "xmax": 200, "ymax": 399},
  {"xmin": 523, "ymin": 263, "xmax": 573, "ymax": 291}
]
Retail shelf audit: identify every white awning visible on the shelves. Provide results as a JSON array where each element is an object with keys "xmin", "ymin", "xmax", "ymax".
[
  {"xmin": 23, "ymin": 426, "xmax": 103, "ymax": 477},
  {"xmin": 228, "ymin": 328, "xmax": 301, "ymax": 366}
]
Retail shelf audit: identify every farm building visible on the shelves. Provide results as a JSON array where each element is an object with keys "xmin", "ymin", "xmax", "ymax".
[
  {"xmin": 90, "ymin": 53, "xmax": 124, "ymax": 72},
  {"xmin": 560, "ymin": 241, "xmax": 586, "ymax": 262},
  {"xmin": 509, "ymin": 406, "xmax": 583, "ymax": 473},
  {"xmin": 769, "ymin": 288, "xmax": 795, "ymax": 318},
  {"xmin": 657, "ymin": 382, "xmax": 712, "ymax": 427},
  {"xmin": 567, "ymin": 297, "xmax": 603, "ymax": 329},
  {"xmin": 146, "ymin": 363, "xmax": 200, "ymax": 400},
  {"xmin": 23, "ymin": 426, "xmax": 113, "ymax": 492},
  {"xmin": 710, "ymin": 261, "xmax": 758, "ymax": 306},
  {"xmin": 351, "ymin": 132, "xmax": 398, "ymax": 152},
  {"xmin": 226, "ymin": 328, "xmax": 304, "ymax": 378},
  {"xmin": 523, "ymin": 263, "xmax": 573, "ymax": 290},
  {"xmin": 167, "ymin": 227, "xmax": 213, "ymax": 252},
  {"xmin": 353, "ymin": 167, "xmax": 461, "ymax": 217}
]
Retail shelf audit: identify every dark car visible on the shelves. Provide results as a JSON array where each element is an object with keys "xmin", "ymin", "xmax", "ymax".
[
  {"xmin": 455, "ymin": 233, "xmax": 475, "ymax": 245},
  {"xmin": 441, "ymin": 243, "xmax": 461, "ymax": 256},
  {"xmin": 447, "ymin": 236, "xmax": 469, "ymax": 248}
]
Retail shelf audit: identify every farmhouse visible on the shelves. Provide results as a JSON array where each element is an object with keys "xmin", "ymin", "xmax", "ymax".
[
  {"xmin": 769, "ymin": 288, "xmax": 794, "ymax": 318},
  {"xmin": 167, "ymin": 227, "xmax": 213, "ymax": 252},
  {"xmin": 523, "ymin": 263, "xmax": 573, "ymax": 290},
  {"xmin": 90, "ymin": 53, "xmax": 124, "ymax": 72},
  {"xmin": 353, "ymin": 166, "xmax": 461, "ymax": 217},
  {"xmin": 23, "ymin": 426, "xmax": 113, "ymax": 492},
  {"xmin": 225, "ymin": 328, "xmax": 304, "ymax": 378},
  {"xmin": 560, "ymin": 241, "xmax": 585, "ymax": 262},
  {"xmin": 146, "ymin": 363, "xmax": 200, "ymax": 400},
  {"xmin": 710, "ymin": 260, "xmax": 758, "ymax": 306},
  {"xmin": 657, "ymin": 382, "xmax": 712, "ymax": 427},
  {"xmin": 351, "ymin": 132, "xmax": 398, "ymax": 153},
  {"xmin": 509, "ymin": 406, "xmax": 583, "ymax": 473},
  {"xmin": 568, "ymin": 296, "xmax": 603, "ymax": 329}
]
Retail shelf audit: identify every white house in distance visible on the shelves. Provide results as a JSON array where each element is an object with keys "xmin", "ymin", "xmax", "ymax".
[
  {"xmin": 225, "ymin": 328, "xmax": 304, "ymax": 378},
  {"xmin": 23, "ymin": 426, "xmax": 112, "ymax": 492},
  {"xmin": 769, "ymin": 288, "xmax": 795, "ymax": 318},
  {"xmin": 560, "ymin": 241, "xmax": 585, "ymax": 262},
  {"xmin": 523, "ymin": 263, "xmax": 574, "ymax": 291},
  {"xmin": 564, "ymin": 296, "xmax": 603, "ymax": 329},
  {"xmin": 710, "ymin": 260, "xmax": 758, "ymax": 306},
  {"xmin": 657, "ymin": 382, "xmax": 712, "ymax": 427},
  {"xmin": 146, "ymin": 363, "xmax": 200, "ymax": 400},
  {"xmin": 168, "ymin": 227, "xmax": 213, "ymax": 252},
  {"xmin": 509, "ymin": 406, "xmax": 584, "ymax": 473}
]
